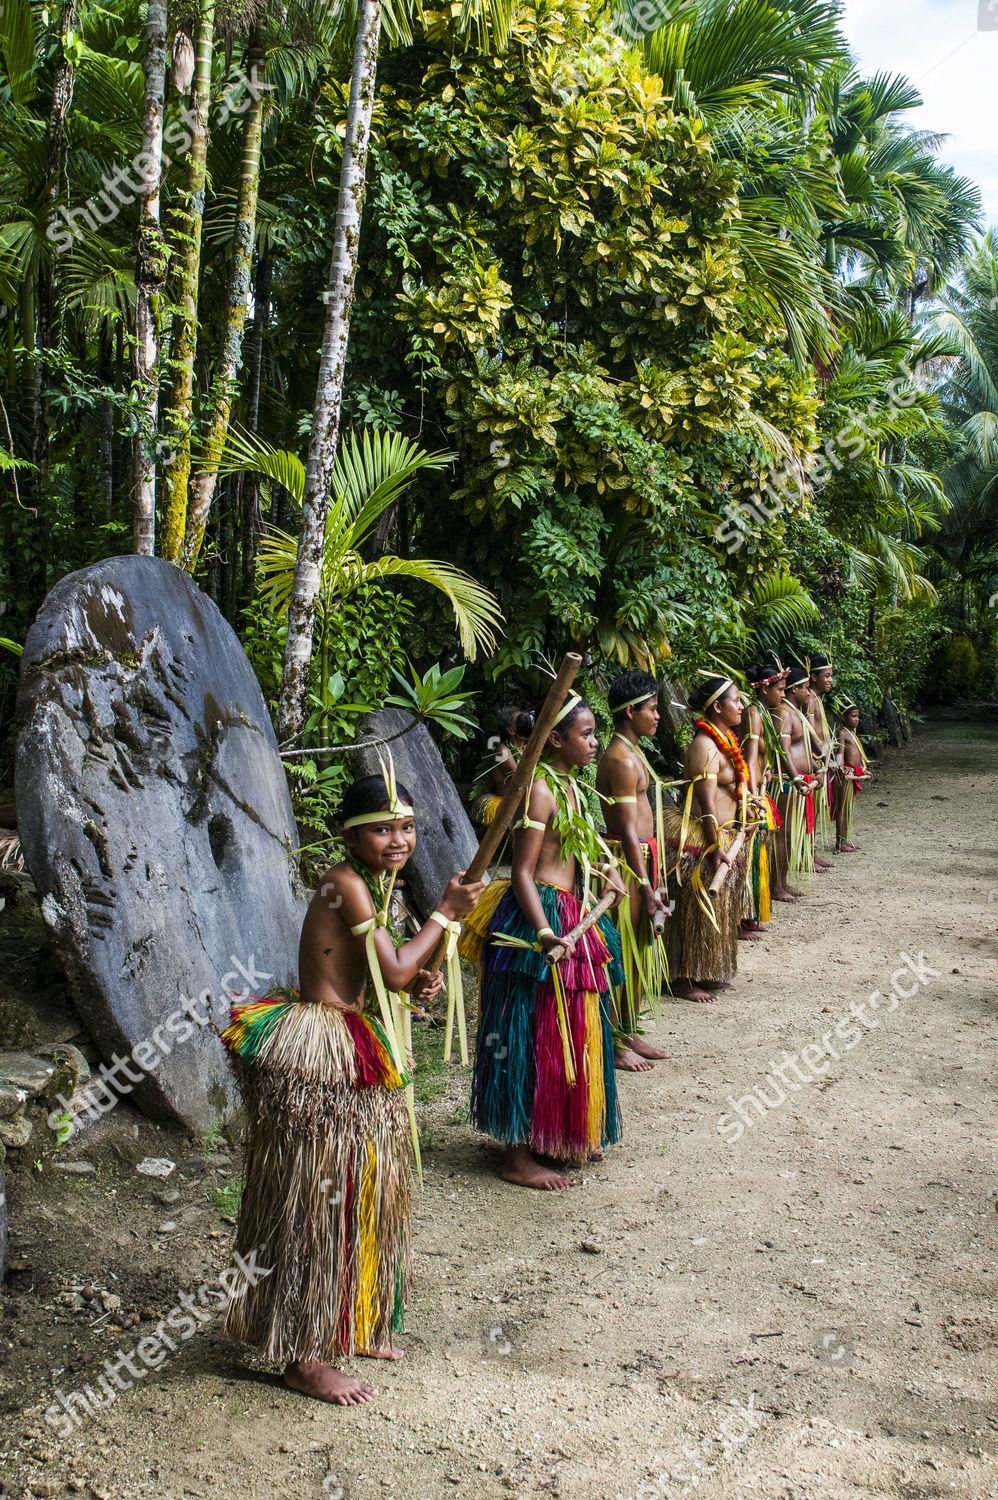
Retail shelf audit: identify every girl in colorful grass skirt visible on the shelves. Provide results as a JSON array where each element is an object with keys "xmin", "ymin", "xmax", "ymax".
[
  {"xmin": 220, "ymin": 771, "xmax": 483, "ymax": 1406},
  {"xmin": 461, "ymin": 695, "xmax": 625, "ymax": 1192}
]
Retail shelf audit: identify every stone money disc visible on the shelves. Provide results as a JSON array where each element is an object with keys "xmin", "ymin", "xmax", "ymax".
[{"xmin": 15, "ymin": 556, "xmax": 307, "ymax": 1133}]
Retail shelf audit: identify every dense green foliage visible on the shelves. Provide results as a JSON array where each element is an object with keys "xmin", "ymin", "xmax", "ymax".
[{"xmin": 0, "ymin": 0, "xmax": 994, "ymax": 789}]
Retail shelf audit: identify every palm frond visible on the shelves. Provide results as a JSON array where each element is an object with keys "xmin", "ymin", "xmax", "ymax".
[
  {"xmin": 216, "ymin": 427, "xmax": 307, "ymax": 502},
  {"xmin": 352, "ymin": 556, "xmax": 502, "ymax": 659}
]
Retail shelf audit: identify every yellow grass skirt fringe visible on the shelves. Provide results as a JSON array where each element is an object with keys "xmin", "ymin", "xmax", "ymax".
[
  {"xmin": 458, "ymin": 878, "xmax": 510, "ymax": 965},
  {"xmin": 471, "ymin": 793, "xmax": 503, "ymax": 827},
  {"xmin": 606, "ymin": 838, "xmax": 668, "ymax": 1035},
  {"xmin": 661, "ymin": 802, "xmax": 743, "ymax": 985},
  {"xmin": 221, "ymin": 999, "xmax": 412, "ymax": 1364}
]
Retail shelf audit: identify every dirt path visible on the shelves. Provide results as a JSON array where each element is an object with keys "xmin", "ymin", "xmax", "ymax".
[{"xmin": 3, "ymin": 722, "xmax": 997, "ymax": 1500}]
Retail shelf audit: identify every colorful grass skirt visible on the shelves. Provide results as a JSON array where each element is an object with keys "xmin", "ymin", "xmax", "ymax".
[
  {"xmin": 220, "ymin": 993, "xmax": 412, "ymax": 1363},
  {"xmin": 460, "ymin": 882, "xmax": 622, "ymax": 1161}
]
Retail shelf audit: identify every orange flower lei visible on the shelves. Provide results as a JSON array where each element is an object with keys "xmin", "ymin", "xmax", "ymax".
[{"xmin": 694, "ymin": 718, "xmax": 750, "ymax": 794}]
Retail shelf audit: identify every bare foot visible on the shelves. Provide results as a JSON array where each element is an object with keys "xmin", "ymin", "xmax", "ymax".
[
  {"xmin": 500, "ymin": 1145, "xmax": 578, "ymax": 1191},
  {"xmin": 672, "ymin": 978, "xmax": 717, "ymax": 1004},
  {"xmin": 615, "ymin": 1045, "xmax": 655, "ymax": 1072},
  {"xmin": 284, "ymin": 1361, "xmax": 376, "ymax": 1406},
  {"xmin": 629, "ymin": 1033, "xmax": 671, "ymax": 1061},
  {"xmin": 836, "ymin": 840, "xmax": 859, "ymax": 853},
  {"xmin": 815, "ymin": 856, "xmax": 833, "ymax": 871},
  {"xmin": 773, "ymin": 887, "xmax": 799, "ymax": 903},
  {"xmin": 357, "ymin": 1346, "xmax": 404, "ymax": 1361},
  {"xmin": 739, "ymin": 924, "xmax": 764, "ymax": 942}
]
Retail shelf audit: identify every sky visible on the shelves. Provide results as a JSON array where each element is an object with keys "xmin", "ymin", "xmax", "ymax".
[{"xmin": 843, "ymin": 0, "xmax": 998, "ymax": 232}]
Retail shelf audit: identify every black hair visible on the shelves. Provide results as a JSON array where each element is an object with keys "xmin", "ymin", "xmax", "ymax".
[
  {"xmin": 498, "ymin": 706, "xmax": 534, "ymax": 740},
  {"xmin": 809, "ymin": 653, "xmax": 831, "ymax": 671},
  {"xmin": 546, "ymin": 697, "xmax": 592, "ymax": 734},
  {"xmin": 688, "ymin": 675, "xmax": 735, "ymax": 715},
  {"xmin": 608, "ymin": 671, "xmax": 659, "ymax": 720},
  {"xmin": 340, "ymin": 775, "xmax": 416, "ymax": 826},
  {"xmin": 784, "ymin": 666, "xmax": 809, "ymax": 689},
  {"xmin": 745, "ymin": 661, "xmax": 781, "ymax": 685}
]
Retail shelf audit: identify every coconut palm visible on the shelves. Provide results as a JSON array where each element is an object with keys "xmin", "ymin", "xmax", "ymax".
[
  {"xmin": 633, "ymin": 0, "xmax": 848, "ymax": 366},
  {"xmin": 219, "ymin": 426, "xmax": 503, "ymax": 741},
  {"xmin": 930, "ymin": 233, "xmax": 998, "ymax": 624}
]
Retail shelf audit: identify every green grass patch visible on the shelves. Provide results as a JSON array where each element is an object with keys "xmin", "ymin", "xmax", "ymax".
[
  {"xmin": 411, "ymin": 1020, "xmax": 452, "ymax": 1105},
  {"xmin": 214, "ymin": 1178, "xmax": 243, "ymax": 1218}
]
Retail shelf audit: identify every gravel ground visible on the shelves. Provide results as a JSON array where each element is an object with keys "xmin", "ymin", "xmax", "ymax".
[{"xmin": 1, "ymin": 720, "xmax": 996, "ymax": 1500}]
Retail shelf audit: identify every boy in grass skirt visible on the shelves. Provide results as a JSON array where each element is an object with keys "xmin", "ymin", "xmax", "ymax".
[
  {"xmin": 805, "ymin": 652, "xmax": 836, "ymax": 869},
  {"xmin": 461, "ymin": 695, "xmax": 625, "ymax": 1191},
  {"xmin": 220, "ymin": 772, "xmax": 483, "ymax": 1406},
  {"xmin": 596, "ymin": 671, "xmax": 671, "ymax": 1072},
  {"xmin": 740, "ymin": 661, "xmax": 794, "ymax": 914},
  {"xmin": 834, "ymin": 703, "xmax": 873, "ymax": 852},
  {"xmin": 776, "ymin": 665, "xmax": 824, "ymax": 880}
]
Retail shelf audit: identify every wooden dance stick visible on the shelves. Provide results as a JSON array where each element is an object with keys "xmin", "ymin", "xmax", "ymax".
[
  {"xmin": 651, "ymin": 887, "xmax": 675, "ymax": 936},
  {"xmin": 708, "ymin": 829, "xmax": 746, "ymax": 896},
  {"xmin": 421, "ymin": 651, "xmax": 584, "ymax": 981},
  {"xmin": 543, "ymin": 886, "xmax": 617, "ymax": 967}
]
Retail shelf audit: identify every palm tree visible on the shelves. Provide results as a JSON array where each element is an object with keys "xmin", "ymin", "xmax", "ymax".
[
  {"xmin": 133, "ymin": 0, "xmax": 167, "ymax": 555},
  {"xmin": 634, "ymin": 0, "xmax": 848, "ymax": 366},
  {"xmin": 277, "ymin": 0, "xmax": 514, "ymax": 742},
  {"xmin": 220, "ymin": 425, "xmax": 502, "ymax": 741},
  {"xmin": 819, "ymin": 307, "xmax": 952, "ymax": 601},
  {"xmin": 160, "ymin": 0, "xmax": 215, "ymax": 562},
  {"xmin": 931, "ymin": 234, "xmax": 998, "ymax": 627}
]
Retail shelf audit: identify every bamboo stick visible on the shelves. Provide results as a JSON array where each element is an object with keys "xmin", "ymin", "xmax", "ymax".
[
  {"xmin": 422, "ymin": 651, "xmax": 584, "ymax": 980},
  {"xmin": 708, "ymin": 830, "xmax": 746, "ymax": 895},
  {"xmin": 543, "ymin": 885, "xmax": 617, "ymax": 966}
]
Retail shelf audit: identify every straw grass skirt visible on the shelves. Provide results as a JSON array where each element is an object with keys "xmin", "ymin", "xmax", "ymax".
[
  {"xmin": 220, "ymin": 994, "xmax": 412, "ymax": 1364},
  {"xmin": 662, "ymin": 803, "xmax": 745, "ymax": 984}
]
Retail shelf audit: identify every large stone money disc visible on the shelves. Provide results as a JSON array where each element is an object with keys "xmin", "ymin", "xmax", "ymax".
[
  {"xmin": 351, "ymin": 708, "xmax": 478, "ymax": 917},
  {"xmin": 15, "ymin": 556, "xmax": 307, "ymax": 1133}
]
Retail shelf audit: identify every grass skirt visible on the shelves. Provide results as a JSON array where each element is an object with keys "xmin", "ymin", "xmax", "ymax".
[
  {"xmin": 606, "ymin": 837, "xmax": 668, "ymax": 1035},
  {"xmin": 781, "ymin": 776, "xmax": 816, "ymax": 877},
  {"xmin": 460, "ymin": 882, "xmax": 622, "ymax": 1160},
  {"xmin": 220, "ymin": 994, "xmax": 412, "ymax": 1364},
  {"xmin": 662, "ymin": 802, "xmax": 743, "ymax": 984},
  {"xmin": 745, "ymin": 802, "xmax": 777, "ymax": 923},
  {"xmin": 471, "ymin": 792, "xmax": 502, "ymax": 827},
  {"xmin": 835, "ymin": 773, "xmax": 864, "ymax": 843}
]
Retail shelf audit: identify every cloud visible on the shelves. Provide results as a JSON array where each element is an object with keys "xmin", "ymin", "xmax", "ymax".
[{"xmin": 844, "ymin": 0, "xmax": 998, "ymax": 230}]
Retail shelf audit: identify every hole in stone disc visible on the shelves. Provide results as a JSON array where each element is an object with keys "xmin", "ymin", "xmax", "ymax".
[
  {"xmin": 208, "ymin": 814, "xmax": 234, "ymax": 869},
  {"xmin": 442, "ymin": 813, "xmax": 455, "ymax": 840}
]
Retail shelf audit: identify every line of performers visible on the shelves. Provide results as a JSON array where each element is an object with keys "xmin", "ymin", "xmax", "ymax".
[{"xmin": 216, "ymin": 658, "xmax": 872, "ymax": 1406}]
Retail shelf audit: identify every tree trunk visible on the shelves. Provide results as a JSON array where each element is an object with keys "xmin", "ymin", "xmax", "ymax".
[
  {"xmin": 276, "ymin": 0, "xmax": 382, "ymax": 743},
  {"xmin": 132, "ymin": 0, "xmax": 168, "ymax": 556},
  {"xmin": 182, "ymin": 27, "xmax": 267, "ymax": 569},
  {"xmin": 240, "ymin": 251, "xmax": 269, "ymax": 605},
  {"xmin": 160, "ymin": 0, "xmax": 215, "ymax": 563},
  {"xmin": 30, "ymin": 0, "xmax": 80, "ymax": 595}
]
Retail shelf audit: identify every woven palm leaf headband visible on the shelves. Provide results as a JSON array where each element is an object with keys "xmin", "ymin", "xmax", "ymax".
[{"xmin": 342, "ymin": 748, "xmax": 415, "ymax": 828}]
